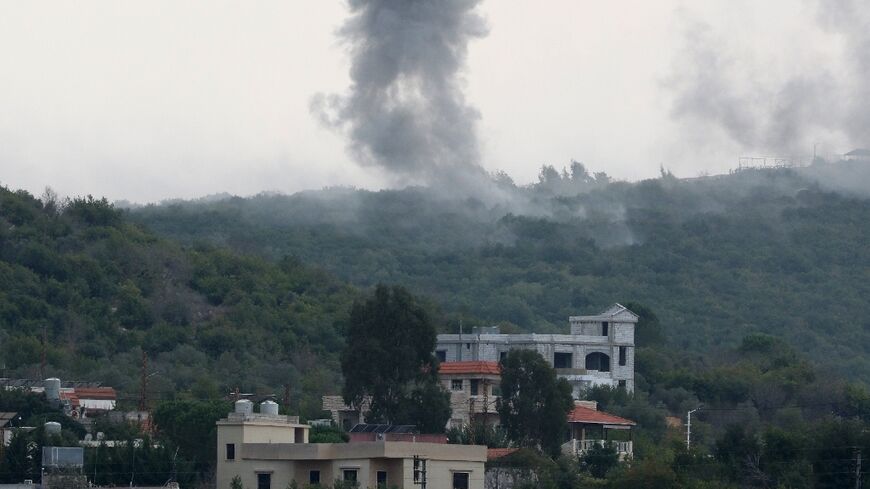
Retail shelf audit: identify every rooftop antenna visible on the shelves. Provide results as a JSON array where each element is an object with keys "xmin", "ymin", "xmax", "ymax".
[{"xmin": 283, "ymin": 384, "xmax": 291, "ymax": 413}]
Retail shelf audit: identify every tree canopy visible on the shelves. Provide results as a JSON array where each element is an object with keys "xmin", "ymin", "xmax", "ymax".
[
  {"xmin": 497, "ymin": 349, "xmax": 574, "ymax": 456},
  {"xmin": 341, "ymin": 284, "xmax": 450, "ymax": 431}
]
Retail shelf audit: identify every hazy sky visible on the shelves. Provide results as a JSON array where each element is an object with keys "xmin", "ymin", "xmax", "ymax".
[{"xmin": 0, "ymin": 1, "xmax": 850, "ymax": 202}]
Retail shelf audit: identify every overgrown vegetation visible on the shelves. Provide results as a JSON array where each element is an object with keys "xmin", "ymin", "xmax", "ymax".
[
  {"xmin": 129, "ymin": 163, "xmax": 870, "ymax": 383},
  {"xmin": 0, "ymin": 186, "xmax": 357, "ymax": 419}
]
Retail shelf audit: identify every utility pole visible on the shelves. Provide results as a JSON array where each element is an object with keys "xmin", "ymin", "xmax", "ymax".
[
  {"xmin": 458, "ymin": 319, "xmax": 463, "ymax": 361},
  {"xmin": 856, "ymin": 446, "xmax": 862, "ymax": 489},
  {"xmin": 40, "ymin": 325, "xmax": 47, "ymax": 380},
  {"xmin": 686, "ymin": 407, "xmax": 701, "ymax": 449},
  {"xmin": 138, "ymin": 352, "xmax": 148, "ymax": 412}
]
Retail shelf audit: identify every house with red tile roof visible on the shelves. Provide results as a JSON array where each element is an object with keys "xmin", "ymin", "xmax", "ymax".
[
  {"xmin": 562, "ymin": 401, "xmax": 635, "ymax": 458},
  {"xmin": 323, "ymin": 361, "xmax": 503, "ymax": 431},
  {"xmin": 438, "ymin": 361, "xmax": 501, "ymax": 429}
]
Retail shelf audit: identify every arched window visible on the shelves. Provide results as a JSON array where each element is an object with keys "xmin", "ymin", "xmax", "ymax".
[{"xmin": 585, "ymin": 352, "xmax": 610, "ymax": 372}]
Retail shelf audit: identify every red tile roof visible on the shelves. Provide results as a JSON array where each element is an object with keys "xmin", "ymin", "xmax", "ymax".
[
  {"xmin": 59, "ymin": 391, "xmax": 80, "ymax": 408},
  {"xmin": 438, "ymin": 361, "xmax": 501, "ymax": 376},
  {"xmin": 567, "ymin": 405, "xmax": 635, "ymax": 426},
  {"xmin": 487, "ymin": 448, "xmax": 519, "ymax": 460},
  {"xmin": 73, "ymin": 387, "xmax": 117, "ymax": 400}
]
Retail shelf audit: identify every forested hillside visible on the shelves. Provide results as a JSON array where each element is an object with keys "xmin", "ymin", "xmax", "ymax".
[
  {"xmin": 130, "ymin": 162, "xmax": 870, "ymax": 382},
  {"xmin": 0, "ymin": 186, "xmax": 357, "ymax": 416}
]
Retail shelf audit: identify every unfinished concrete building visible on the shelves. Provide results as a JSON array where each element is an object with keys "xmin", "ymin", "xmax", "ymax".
[{"xmin": 435, "ymin": 304, "xmax": 638, "ymax": 397}]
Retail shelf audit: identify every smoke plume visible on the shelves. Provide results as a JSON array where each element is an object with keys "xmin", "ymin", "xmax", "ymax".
[
  {"xmin": 666, "ymin": 1, "xmax": 870, "ymax": 157},
  {"xmin": 312, "ymin": 0, "xmax": 489, "ymax": 187}
]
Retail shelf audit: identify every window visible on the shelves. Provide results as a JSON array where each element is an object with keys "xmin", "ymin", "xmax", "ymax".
[
  {"xmin": 451, "ymin": 379, "xmax": 463, "ymax": 391},
  {"xmin": 619, "ymin": 346, "xmax": 627, "ymax": 366},
  {"xmin": 225, "ymin": 443, "xmax": 235, "ymax": 460},
  {"xmin": 499, "ymin": 351, "xmax": 507, "ymax": 362},
  {"xmin": 376, "ymin": 471, "xmax": 387, "ymax": 487},
  {"xmin": 436, "ymin": 350, "xmax": 447, "ymax": 362},
  {"xmin": 309, "ymin": 471, "xmax": 320, "ymax": 485},
  {"xmin": 453, "ymin": 472, "xmax": 470, "ymax": 489},
  {"xmin": 585, "ymin": 352, "xmax": 610, "ymax": 372},
  {"xmin": 602, "ymin": 322, "xmax": 609, "ymax": 336},
  {"xmin": 343, "ymin": 470, "xmax": 358, "ymax": 483},
  {"xmin": 470, "ymin": 379, "xmax": 479, "ymax": 396},
  {"xmin": 618, "ymin": 380, "xmax": 627, "ymax": 389},
  {"xmin": 256, "ymin": 473, "xmax": 271, "ymax": 489},
  {"xmin": 553, "ymin": 352, "xmax": 573, "ymax": 369},
  {"xmin": 465, "ymin": 343, "xmax": 471, "ymax": 350}
]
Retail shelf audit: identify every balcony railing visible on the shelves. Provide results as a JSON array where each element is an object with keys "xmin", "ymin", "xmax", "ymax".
[{"xmin": 562, "ymin": 439, "xmax": 633, "ymax": 457}]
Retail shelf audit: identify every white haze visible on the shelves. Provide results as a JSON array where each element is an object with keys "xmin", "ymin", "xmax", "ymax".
[{"xmin": 0, "ymin": 0, "xmax": 860, "ymax": 203}]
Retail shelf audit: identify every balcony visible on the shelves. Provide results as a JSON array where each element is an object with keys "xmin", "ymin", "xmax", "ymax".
[
  {"xmin": 562, "ymin": 439, "xmax": 633, "ymax": 458},
  {"xmin": 468, "ymin": 396, "xmax": 499, "ymax": 414}
]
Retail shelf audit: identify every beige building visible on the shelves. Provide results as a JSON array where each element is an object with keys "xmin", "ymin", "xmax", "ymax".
[
  {"xmin": 323, "ymin": 361, "xmax": 503, "ymax": 432},
  {"xmin": 216, "ymin": 402, "xmax": 487, "ymax": 489},
  {"xmin": 438, "ymin": 362, "xmax": 501, "ymax": 430}
]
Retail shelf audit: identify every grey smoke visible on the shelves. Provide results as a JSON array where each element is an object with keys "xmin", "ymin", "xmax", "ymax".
[
  {"xmin": 817, "ymin": 0, "xmax": 870, "ymax": 146},
  {"xmin": 666, "ymin": 2, "xmax": 869, "ymax": 156},
  {"xmin": 312, "ymin": 0, "xmax": 489, "ymax": 187}
]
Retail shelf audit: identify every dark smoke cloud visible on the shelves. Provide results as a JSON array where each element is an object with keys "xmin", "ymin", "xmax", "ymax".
[
  {"xmin": 666, "ymin": 2, "xmax": 870, "ymax": 157},
  {"xmin": 312, "ymin": 0, "xmax": 489, "ymax": 187}
]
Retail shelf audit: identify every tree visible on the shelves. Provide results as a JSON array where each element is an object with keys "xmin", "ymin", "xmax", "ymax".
[
  {"xmin": 623, "ymin": 302, "xmax": 664, "ymax": 347},
  {"xmin": 579, "ymin": 442, "xmax": 619, "ymax": 478},
  {"xmin": 152, "ymin": 400, "xmax": 230, "ymax": 470},
  {"xmin": 341, "ymin": 285, "xmax": 450, "ymax": 431},
  {"xmin": 497, "ymin": 350, "xmax": 574, "ymax": 456}
]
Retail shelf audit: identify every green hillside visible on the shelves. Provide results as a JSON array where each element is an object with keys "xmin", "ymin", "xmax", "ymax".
[
  {"xmin": 130, "ymin": 162, "xmax": 870, "ymax": 382},
  {"xmin": 0, "ymin": 186, "xmax": 357, "ymax": 416}
]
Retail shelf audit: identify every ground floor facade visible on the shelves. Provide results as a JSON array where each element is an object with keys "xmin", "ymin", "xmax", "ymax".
[{"xmin": 217, "ymin": 441, "xmax": 486, "ymax": 489}]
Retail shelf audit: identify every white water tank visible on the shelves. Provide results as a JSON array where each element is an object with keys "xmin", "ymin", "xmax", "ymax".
[
  {"xmin": 260, "ymin": 400, "xmax": 279, "ymax": 416},
  {"xmin": 234, "ymin": 399, "xmax": 253, "ymax": 416},
  {"xmin": 44, "ymin": 378, "xmax": 61, "ymax": 401},
  {"xmin": 45, "ymin": 422, "xmax": 62, "ymax": 435}
]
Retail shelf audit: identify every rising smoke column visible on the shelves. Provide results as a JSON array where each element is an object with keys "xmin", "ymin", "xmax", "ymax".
[{"xmin": 312, "ymin": 0, "xmax": 489, "ymax": 186}]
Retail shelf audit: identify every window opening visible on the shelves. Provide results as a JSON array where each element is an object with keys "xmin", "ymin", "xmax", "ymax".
[
  {"xmin": 453, "ymin": 472, "xmax": 469, "ymax": 489},
  {"xmin": 554, "ymin": 352, "xmax": 573, "ymax": 369}
]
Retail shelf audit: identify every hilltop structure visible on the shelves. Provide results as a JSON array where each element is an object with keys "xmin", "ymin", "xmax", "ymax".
[{"xmin": 435, "ymin": 304, "xmax": 638, "ymax": 396}]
